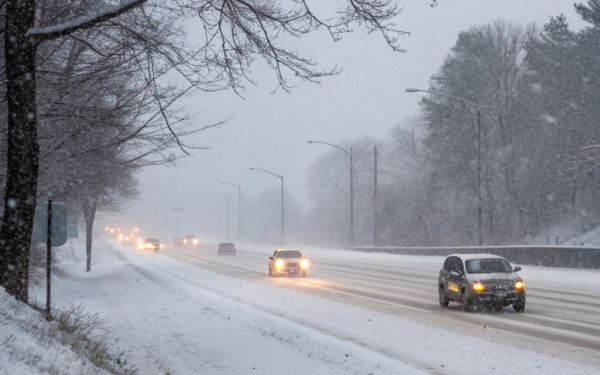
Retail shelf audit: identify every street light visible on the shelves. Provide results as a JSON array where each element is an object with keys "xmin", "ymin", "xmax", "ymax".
[
  {"xmin": 406, "ymin": 88, "xmax": 497, "ymax": 246},
  {"xmin": 308, "ymin": 140, "xmax": 354, "ymax": 246},
  {"xmin": 222, "ymin": 182, "xmax": 242, "ymax": 242},
  {"xmin": 250, "ymin": 168, "xmax": 284, "ymax": 248}
]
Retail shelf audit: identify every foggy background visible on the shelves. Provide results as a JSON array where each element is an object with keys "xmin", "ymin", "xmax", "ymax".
[{"xmin": 105, "ymin": 0, "xmax": 588, "ymax": 248}]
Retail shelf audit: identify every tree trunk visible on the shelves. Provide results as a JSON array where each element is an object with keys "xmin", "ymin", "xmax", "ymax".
[
  {"xmin": 0, "ymin": 0, "xmax": 39, "ymax": 302},
  {"xmin": 86, "ymin": 219, "xmax": 92, "ymax": 272},
  {"xmin": 83, "ymin": 199, "xmax": 97, "ymax": 272}
]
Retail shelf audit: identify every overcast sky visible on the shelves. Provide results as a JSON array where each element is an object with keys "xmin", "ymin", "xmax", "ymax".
[{"xmin": 110, "ymin": 0, "xmax": 588, "ymax": 237}]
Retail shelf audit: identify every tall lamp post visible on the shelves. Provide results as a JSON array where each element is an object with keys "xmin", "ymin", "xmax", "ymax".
[
  {"xmin": 406, "ymin": 88, "xmax": 497, "ymax": 246},
  {"xmin": 222, "ymin": 182, "xmax": 242, "ymax": 242},
  {"xmin": 308, "ymin": 140, "xmax": 354, "ymax": 246},
  {"xmin": 250, "ymin": 168, "xmax": 284, "ymax": 248}
]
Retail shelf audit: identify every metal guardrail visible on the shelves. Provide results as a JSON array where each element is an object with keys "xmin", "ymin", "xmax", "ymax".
[{"xmin": 348, "ymin": 245, "xmax": 600, "ymax": 269}]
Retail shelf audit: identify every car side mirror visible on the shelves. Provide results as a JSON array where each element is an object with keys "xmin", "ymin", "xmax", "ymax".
[
  {"xmin": 450, "ymin": 271, "xmax": 463, "ymax": 278},
  {"xmin": 514, "ymin": 266, "xmax": 521, "ymax": 272},
  {"xmin": 269, "ymin": 256, "xmax": 274, "ymax": 260}
]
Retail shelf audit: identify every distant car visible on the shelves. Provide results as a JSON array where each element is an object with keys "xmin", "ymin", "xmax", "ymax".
[
  {"xmin": 268, "ymin": 249, "xmax": 308, "ymax": 278},
  {"xmin": 143, "ymin": 238, "xmax": 161, "ymax": 252},
  {"xmin": 183, "ymin": 235, "xmax": 199, "ymax": 246},
  {"xmin": 438, "ymin": 254, "xmax": 525, "ymax": 312},
  {"xmin": 117, "ymin": 233, "xmax": 133, "ymax": 243},
  {"xmin": 218, "ymin": 242, "xmax": 236, "ymax": 255}
]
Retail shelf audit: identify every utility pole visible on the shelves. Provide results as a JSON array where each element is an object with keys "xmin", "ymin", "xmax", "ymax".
[
  {"xmin": 350, "ymin": 147, "xmax": 354, "ymax": 247},
  {"xmin": 222, "ymin": 183, "xmax": 242, "ymax": 242},
  {"xmin": 374, "ymin": 146, "xmax": 378, "ymax": 246},
  {"xmin": 281, "ymin": 175, "xmax": 285, "ymax": 248},
  {"xmin": 223, "ymin": 195, "xmax": 230, "ymax": 240}
]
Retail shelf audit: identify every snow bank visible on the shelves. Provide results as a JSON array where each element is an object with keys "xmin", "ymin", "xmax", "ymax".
[{"xmin": 0, "ymin": 288, "xmax": 123, "ymax": 375}]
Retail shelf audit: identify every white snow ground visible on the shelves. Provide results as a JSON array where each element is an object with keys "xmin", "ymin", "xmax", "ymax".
[
  {"xmin": 0, "ymin": 288, "xmax": 113, "ymax": 375},
  {"xmin": 13, "ymin": 235, "xmax": 600, "ymax": 375}
]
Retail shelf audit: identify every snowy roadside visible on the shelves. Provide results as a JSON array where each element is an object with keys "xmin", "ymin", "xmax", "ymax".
[
  {"xmin": 0, "ymin": 287, "xmax": 134, "ymax": 375},
  {"xmin": 30, "ymin": 236, "xmax": 600, "ymax": 375}
]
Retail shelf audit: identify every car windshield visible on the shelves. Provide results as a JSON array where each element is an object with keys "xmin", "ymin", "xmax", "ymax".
[
  {"xmin": 278, "ymin": 250, "xmax": 302, "ymax": 258},
  {"xmin": 146, "ymin": 238, "xmax": 159, "ymax": 243},
  {"xmin": 465, "ymin": 259, "xmax": 512, "ymax": 274}
]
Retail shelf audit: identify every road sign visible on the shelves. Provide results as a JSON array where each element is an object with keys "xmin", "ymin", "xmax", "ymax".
[{"xmin": 32, "ymin": 202, "xmax": 68, "ymax": 246}]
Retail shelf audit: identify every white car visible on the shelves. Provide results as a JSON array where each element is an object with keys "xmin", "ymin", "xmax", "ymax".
[{"xmin": 268, "ymin": 249, "xmax": 308, "ymax": 278}]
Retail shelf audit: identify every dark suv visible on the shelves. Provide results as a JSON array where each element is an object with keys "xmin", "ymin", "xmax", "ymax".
[
  {"xmin": 218, "ymin": 242, "xmax": 236, "ymax": 255},
  {"xmin": 438, "ymin": 254, "xmax": 525, "ymax": 312}
]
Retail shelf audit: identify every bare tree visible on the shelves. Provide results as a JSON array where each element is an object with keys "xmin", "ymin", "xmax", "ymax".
[
  {"xmin": 77, "ymin": 160, "xmax": 139, "ymax": 273},
  {"xmin": 2, "ymin": 0, "xmax": 408, "ymax": 301}
]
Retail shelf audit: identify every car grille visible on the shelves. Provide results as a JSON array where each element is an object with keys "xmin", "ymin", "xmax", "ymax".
[
  {"xmin": 485, "ymin": 279, "xmax": 514, "ymax": 292},
  {"xmin": 287, "ymin": 263, "xmax": 298, "ymax": 268}
]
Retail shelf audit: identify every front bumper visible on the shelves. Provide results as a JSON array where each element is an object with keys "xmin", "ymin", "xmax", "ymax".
[
  {"xmin": 468, "ymin": 290, "xmax": 525, "ymax": 305},
  {"xmin": 275, "ymin": 266, "xmax": 304, "ymax": 274}
]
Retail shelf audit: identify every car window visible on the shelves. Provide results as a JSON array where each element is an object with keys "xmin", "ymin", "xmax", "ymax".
[
  {"xmin": 466, "ymin": 259, "xmax": 512, "ymax": 274},
  {"xmin": 448, "ymin": 257, "xmax": 464, "ymax": 274},
  {"xmin": 273, "ymin": 250, "xmax": 278, "ymax": 257},
  {"xmin": 443, "ymin": 258, "xmax": 452, "ymax": 271},
  {"xmin": 277, "ymin": 250, "xmax": 302, "ymax": 258}
]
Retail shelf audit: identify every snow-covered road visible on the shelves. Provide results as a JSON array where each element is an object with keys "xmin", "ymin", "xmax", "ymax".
[{"xmin": 32, "ymin": 235, "xmax": 600, "ymax": 375}]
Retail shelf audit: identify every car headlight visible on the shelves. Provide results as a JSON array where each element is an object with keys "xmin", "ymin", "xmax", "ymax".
[
  {"xmin": 473, "ymin": 282, "xmax": 485, "ymax": 292},
  {"xmin": 275, "ymin": 259, "xmax": 284, "ymax": 268},
  {"xmin": 515, "ymin": 281, "xmax": 524, "ymax": 289},
  {"xmin": 145, "ymin": 243, "xmax": 152, "ymax": 249},
  {"xmin": 183, "ymin": 239, "xmax": 187, "ymax": 243},
  {"xmin": 301, "ymin": 259, "xmax": 308, "ymax": 269},
  {"xmin": 193, "ymin": 239, "xmax": 198, "ymax": 245}
]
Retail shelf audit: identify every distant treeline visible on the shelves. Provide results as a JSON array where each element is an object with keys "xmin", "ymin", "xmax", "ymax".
[{"xmin": 243, "ymin": 3, "xmax": 600, "ymax": 247}]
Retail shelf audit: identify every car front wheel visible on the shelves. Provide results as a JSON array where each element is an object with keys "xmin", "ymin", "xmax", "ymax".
[
  {"xmin": 302, "ymin": 270, "xmax": 307, "ymax": 278},
  {"xmin": 513, "ymin": 298, "xmax": 525, "ymax": 313},
  {"xmin": 439, "ymin": 286, "xmax": 449, "ymax": 307}
]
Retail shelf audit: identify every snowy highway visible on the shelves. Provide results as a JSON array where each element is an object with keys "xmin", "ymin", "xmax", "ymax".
[
  {"xmin": 162, "ymin": 242, "xmax": 600, "ymax": 367},
  {"xmin": 36, "ymin": 236, "xmax": 600, "ymax": 375}
]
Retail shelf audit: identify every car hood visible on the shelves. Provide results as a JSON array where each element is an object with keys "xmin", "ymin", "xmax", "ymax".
[{"xmin": 465, "ymin": 272, "xmax": 520, "ymax": 283}]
